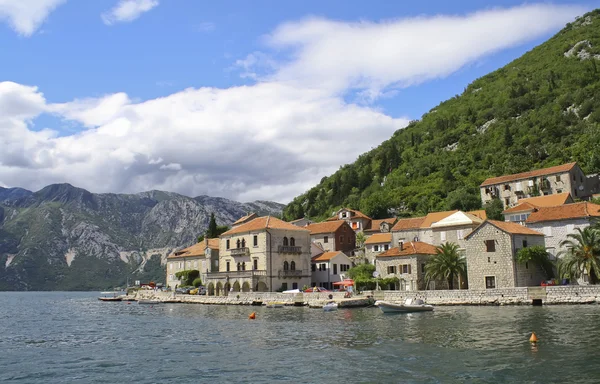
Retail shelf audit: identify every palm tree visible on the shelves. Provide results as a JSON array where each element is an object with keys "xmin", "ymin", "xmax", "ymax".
[
  {"xmin": 355, "ymin": 231, "xmax": 366, "ymax": 259},
  {"xmin": 425, "ymin": 242, "xmax": 467, "ymax": 290},
  {"xmin": 558, "ymin": 227, "xmax": 600, "ymax": 284}
]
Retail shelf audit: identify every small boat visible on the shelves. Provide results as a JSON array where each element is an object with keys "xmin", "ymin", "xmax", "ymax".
[
  {"xmin": 138, "ymin": 299, "xmax": 160, "ymax": 305},
  {"xmin": 323, "ymin": 301, "xmax": 338, "ymax": 312},
  {"xmin": 98, "ymin": 296, "xmax": 122, "ymax": 302},
  {"xmin": 375, "ymin": 298, "xmax": 433, "ymax": 313},
  {"xmin": 98, "ymin": 291, "xmax": 123, "ymax": 302}
]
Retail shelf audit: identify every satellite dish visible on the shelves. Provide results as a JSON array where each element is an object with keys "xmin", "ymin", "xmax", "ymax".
[
  {"xmin": 579, "ymin": 185, "xmax": 584, "ymax": 190},
  {"xmin": 372, "ymin": 271, "xmax": 380, "ymax": 278}
]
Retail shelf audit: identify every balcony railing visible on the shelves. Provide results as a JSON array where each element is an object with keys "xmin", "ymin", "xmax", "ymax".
[
  {"xmin": 230, "ymin": 247, "xmax": 249, "ymax": 256},
  {"xmin": 278, "ymin": 245, "xmax": 302, "ymax": 254},
  {"xmin": 278, "ymin": 269, "xmax": 308, "ymax": 278},
  {"xmin": 205, "ymin": 270, "xmax": 267, "ymax": 280}
]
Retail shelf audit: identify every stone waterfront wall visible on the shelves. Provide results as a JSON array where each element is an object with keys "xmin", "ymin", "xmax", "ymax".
[{"xmin": 378, "ymin": 285, "xmax": 600, "ymax": 305}]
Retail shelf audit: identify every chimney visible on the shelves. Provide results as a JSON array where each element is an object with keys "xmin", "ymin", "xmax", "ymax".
[{"xmin": 399, "ymin": 240, "xmax": 404, "ymax": 251}]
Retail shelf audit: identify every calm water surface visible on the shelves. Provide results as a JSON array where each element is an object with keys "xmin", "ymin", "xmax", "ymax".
[{"xmin": 1, "ymin": 292, "xmax": 599, "ymax": 383}]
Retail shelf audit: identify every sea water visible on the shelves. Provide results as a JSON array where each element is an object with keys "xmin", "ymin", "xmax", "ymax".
[{"xmin": 1, "ymin": 292, "xmax": 599, "ymax": 383}]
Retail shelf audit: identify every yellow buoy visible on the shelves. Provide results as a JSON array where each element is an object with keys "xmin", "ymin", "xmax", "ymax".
[
  {"xmin": 529, "ymin": 332, "xmax": 539, "ymax": 343},
  {"xmin": 249, "ymin": 312, "xmax": 256, "ymax": 320}
]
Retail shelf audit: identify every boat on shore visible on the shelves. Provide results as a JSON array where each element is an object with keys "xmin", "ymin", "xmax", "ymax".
[
  {"xmin": 323, "ymin": 301, "xmax": 338, "ymax": 311},
  {"xmin": 98, "ymin": 291, "xmax": 124, "ymax": 302},
  {"xmin": 375, "ymin": 299, "xmax": 433, "ymax": 313}
]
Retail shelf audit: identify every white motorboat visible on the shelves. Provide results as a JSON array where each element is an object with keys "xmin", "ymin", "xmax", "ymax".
[
  {"xmin": 323, "ymin": 301, "xmax": 338, "ymax": 311},
  {"xmin": 375, "ymin": 298, "xmax": 433, "ymax": 313}
]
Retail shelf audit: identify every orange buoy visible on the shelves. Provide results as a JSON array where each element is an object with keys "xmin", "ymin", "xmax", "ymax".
[
  {"xmin": 529, "ymin": 332, "xmax": 539, "ymax": 343},
  {"xmin": 249, "ymin": 312, "xmax": 256, "ymax": 320}
]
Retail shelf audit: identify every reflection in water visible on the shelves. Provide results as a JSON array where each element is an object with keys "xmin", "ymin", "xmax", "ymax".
[{"xmin": 1, "ymin": 292, "xmax": 599, "ymax": 383}]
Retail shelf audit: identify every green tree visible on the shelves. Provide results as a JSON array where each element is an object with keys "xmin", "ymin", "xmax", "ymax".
[
  {"xmin": 355, "ymin": 231, "xmax": 367, "ymax": 259},
  {"xmin": 558, "ymin": 227, "xmax": 600, "ymax": 284},
  {"xmin": 516, "ymin": 246, "xmax": 554, "ymax": 279},
  {"xmin": 484, "ymin": 198, "xmax": 504, "ymax": 221},
  {"xmin": 206, "ymin": 213, "xmax": 218, "ymax": 238},
  {"xmin": 175, "ymin": 270, "xmax": 200, "ymax": 286},
  {"xmin": 425, "ymin": 242, "xmax": 467, "ymax": 290}
]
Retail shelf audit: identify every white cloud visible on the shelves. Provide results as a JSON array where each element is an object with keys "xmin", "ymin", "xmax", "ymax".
[
  {"xmin": 0, "ymin": 81, "xmax": 407, "ymax": 202},
  {"xmin": 252, "ymin": 4, "xmax": 585, "ymax": 98},
  {"xmin": 101, "ymin": 0, "xmax": 158, "ymax": 25},
  {"xmin": 0, "ymin": 0, "xmax": 66, "ymax": 36},
  {"xmin": 198, "ymin": 21, "xmax": 215, "ymax": 32}
]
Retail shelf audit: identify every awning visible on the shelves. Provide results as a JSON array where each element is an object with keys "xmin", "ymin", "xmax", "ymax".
[{"xmin": 333, "ymin": 279, "xmax": 354, "ymax": 286}]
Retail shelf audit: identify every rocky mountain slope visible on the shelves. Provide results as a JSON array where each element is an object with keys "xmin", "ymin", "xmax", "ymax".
[
  {"xmin": 0, "ymin": 184, "xmax": 284, "ymax": 290},
  {"xmin": 284, "ymin": 10, "xmax": 600, "ymax": 221}
]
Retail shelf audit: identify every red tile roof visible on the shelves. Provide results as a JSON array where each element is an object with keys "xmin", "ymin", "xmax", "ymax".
[
  {"xmin": 487, "ymin": 220, "xmax": 544, "ymax": 236},
  {"xmin": 306, "ymin": 220, "xmax": 348, "ymax": 235},
  {"xmin": 377, "ymin": 241, "xmax": 438, "ymax": 257},
  {"xmin": 364, "ymin": 218, "xmax": 397, "ymax": 232},
  {"xmin": 391, "ymin": 217, "xmax": 425, "ymax": 231},
  {"xmin": 312, "ymin": 251, "xmax": 344, "ymax": 262},
  {"xmin": 364, "ymin": 233, "xmax": 392, "ymax": 245},
  {"xmin": 222, "ymin": 216, "xmax": 309, "ymax": 236},
  {"xmin": 526, "ymin": 202, "xmax": 600, "ymax": 223},
  {"xmin": 504, "ymin": 193, "xmax": 573, "ymax": 214},
  {"xmin": 167, "ymin": 238, "xmax": 219, "ymax": 259},
  {"xmin": 232, "ymin": 213, "xmax": 257, "ymax": 226},
  {"xmin": 480, "ymin": 162, "xmax": 577, "ymax": 187}
]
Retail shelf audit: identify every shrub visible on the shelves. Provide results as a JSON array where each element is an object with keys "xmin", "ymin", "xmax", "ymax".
[{"xmin": 192, "ymin": 277, "xmax": 203, "ymax": 287}]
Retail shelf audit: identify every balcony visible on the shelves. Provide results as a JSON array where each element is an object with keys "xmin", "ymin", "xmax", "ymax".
[
  {"xmin": 205, "ymin": 270, "xmax": 267, "ymax": 280},
  {"xmin": 278, "ymin": 245, "xmax": 302, "ymax": 254},
  {"xmin": 230, "ymin": 247, "xmax": 249, "ymax": 256},
  {"xmin": 278, "ymin": 269, "xmax": 308, "ymax": 278}
]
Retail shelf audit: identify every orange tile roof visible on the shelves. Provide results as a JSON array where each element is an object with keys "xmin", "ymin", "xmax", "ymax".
[
  {"xmin": 232, "ymin": 213, "xmax": 257, "ymax": 226},
  {"xmin": 503, "ymin": 193, "xmax": 573, "ymax": 214},
  {"xmin": 391, "ymin": 217, "xmax": 426, "ymax": 231},
  {"xmin": 167, "ymin": 238, "xmax": 220, "ymax": 259},
  {"xmin": 312, "ymin": 251, "xmax": 344, "ymax": 262},
  {"xmin": 421, "ymin": 210, "xmax": 459, "ymax": 228},
  {"xmin": 526, "ymin": 202, "xmax": 600, "ymax": 223},
  {"xmin": 365, "ymin": 218, "xmax": 397, "ymax": 232},
  {"xmin": 306, "ymin": 220, "xmax": 347, "ymax": 235},
  {"xmin": 468, "ymin": 210, "xmax": 487, "ymax": 220},
  {"xmin": 377, "ymin": 241, "xmax": 438, "ymax": 257},
  {"xmin": 364, "ymin": 233, "xmax": 392, "ymax": 245},
  {"xmin": 487, "ymin": 220, "xmax": 544, "ymax": 236},
  {"xmin": 326, "ymin": 208, "xmax": 372, "ymax": 221},
  {"xmin": 222, "ymin": 216, "xmax": 309, "ymax": 236},
  {"xmin": 480, "ymin": 162, "xmax": 577, "ymax": 187}
]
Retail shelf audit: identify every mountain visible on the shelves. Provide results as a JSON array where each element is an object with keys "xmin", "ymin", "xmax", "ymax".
[
  {"xmin": 283, "ymin": 10, "xmax": 600, "ymax": 221},
  {"xmin": 0, "ymin": 183, "xmax": 284, "ymax": 291}
]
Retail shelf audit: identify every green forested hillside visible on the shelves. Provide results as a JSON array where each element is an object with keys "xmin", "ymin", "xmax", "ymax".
[{"xmin": 283, "ymin": 10, "xmax": 600, "ymax": 221}]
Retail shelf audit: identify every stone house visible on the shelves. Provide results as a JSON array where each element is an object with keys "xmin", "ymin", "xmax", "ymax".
[
  {"xmin": 311, "ymin": 251, "xmax": 353, "ymax": 290},
  {"xmin": 364, "ymin": 233, "xmax": 392, "ymax": 264},
  {"xmin": 465, "ymin": 220, "xmax": 546, "ymax": 290},
  {"xmin": 363, "ymin": 218, "xmax": 397, "ymax": 236},
  {"xmin": 525, "ymin": 202, "xmax": 600, "ymax": 259},
  {"xmin": 502, "ymin": 192, "xmax": 573, "ymax": 224},
  {"xmin": 327, "ymin": 208, "xmax": 373, "ymax": 233},
  {"xmin": 306, "ymin": 220, "xmax": 356, "ymax": 255},
  {"xmin": 166, "ymin": 238, "xmax": 219, "ymax": 290},
  {"xmin": 480, "ymin": 162, "xmax": 599, "ymax": 208},
  {"xmin": 206, "ymin": 216, "xmax": 311, "ymax": 295},
  {"xmin": 376, "ymin": 241, "xmax": 438, "ymax": 291}
]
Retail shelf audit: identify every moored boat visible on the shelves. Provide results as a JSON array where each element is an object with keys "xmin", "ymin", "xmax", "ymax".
[
  {"xmin": 98, "ymin": 290, "xmax": 124, "ymax": 302},
  {"xmin": 323, "ymin": 301, "xmax": 338, "ymax": 311},
  {"xmin": 375, "ymin": 298, "xmax": 433, "ymax": 313},
  {"xmin": 98, "ymin": 296, "xmax": 122, "ymax": 302}
]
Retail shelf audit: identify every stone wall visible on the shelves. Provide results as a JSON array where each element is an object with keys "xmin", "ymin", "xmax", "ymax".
[{"xmin": 528, "ymin": 218, "xmax": 590, "ymax": 257}]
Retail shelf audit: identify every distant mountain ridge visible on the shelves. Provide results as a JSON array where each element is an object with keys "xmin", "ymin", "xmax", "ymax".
[{"xmin": 0, "ymin": 183, "xmax": 284, "ymax": 291}]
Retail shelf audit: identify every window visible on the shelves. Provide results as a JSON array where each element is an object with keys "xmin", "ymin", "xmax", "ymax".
[
  {"xmin": 281, "ymin": 283, "xmax": 288, "ymax": 291},
  {"xmin": 290, "ymin": 261, "xmax": 296, "ymax": 271},
  {"xmin": 253, "ymin": 259, "xmax": 258, "ymax": 270},
  {"xmin": 421, "ymin": 263, "xmax": 426, "ymax": 273},
  {"xmin": 387, "ymin": 266, "xmax": 397, "ymax": 274},
  {"xmin": 292, "ymin": 283, "xmax": 298, "ymax": 290},
  {"xmin": 348, "ymin": 236, "xmax": 352, "ymax": 244},
  {"xmin": 320, "ymin": 263, "xmax": 326, "ymax": 271},
  {"xmin": 237, "ymin": 263, "xmax": 241, "ymax": 271},
  {"xmin": 242, "ymin": 262, "xmax": 246, "ymax": 271},
  {"xmin": 557, "ymin": 189, "xmax": 562, "ymax": 193},
  {"xmin": 226, "ymin": 261, "xmax": 230, "ymax": 272},
  {"xmin": 333, "ymin": 264, "xmax": 338, "ymax": 275},
  {"xmin": 311, "ymin": 264, "xmax": 316, "ymax": 272},
  {"xmin": 457, "ymin": 230, "xmax": 464, "ymax": 240},
  {"xmin": 504, "ymin": 184, "xmax": 510, "ymax": 191},
  {"xmin": 226, "ymin": 239, "xmax": 230, "ymax": 249},
  {"xmin": 290, "ymin": 237, "xmax": 295, "ymax": 246},
  {"xmin": 193, "ymin": 261, "xmax": 197, "ymax": 268},
  {"xmin": 236, "ymin": 239, "xmax": 241, "ymax": 248},
  {"xmin": 400, "ymin": 264, "xmax": 411, "ymax": 274},
  {"xmin": 324, "ymin": 236, "xmax": 329, "ymax": 243},
  {"xmin": 485, "ymin": 240, "xmax": 496, "ymax": 252},
  {"xmin": 283, "ymin": 261, "xmax": 289, "ymax": 271},
  {"xmin": 352, "ymin": 222, "xmax": 359, "ymax": 230},
  {"xmin": 283, "ymin": 237, "xmax": 289, "ymax": 246},
  {"xmin": 253, "ymin": 235, "xmax": 258, "ymax": 247},
  {"xmin": 522, "ymin": 239, "xmax": 528, "ymax": 248},
  {"xmin": 340, "ymin": 236, "xmax": 344, "ymax": 244},
  {"xmin": 505, "ymin": 198, "xmax": 510, "ymax": 206},
  {"xmin": 241, "ymin": 238, "xmax": 246, "ymax": 248},
  {"xmin": 374, "ymin": 245, "xmax": 379, "ymax": 252},
  {"xmin": 485, "ymin": 276, "xmax": 496, "ymax": 289},
  {"xmin": 555, "ymin": 175, "xmax": 561, "ymax": 182},
  {"xmin": 441, "ymin": 231, "xmax": 446, "ymax": 242},
  {"xmin": 384, "ymin": 245, "xmax": 389, "ymax": 251},
  {"xmin": 525, "ymin": 262, "xmax": 529, "ymax": 269}
]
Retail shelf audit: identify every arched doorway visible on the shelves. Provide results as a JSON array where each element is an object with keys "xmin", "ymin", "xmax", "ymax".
[
  {"xmin": 233, "ymin": 281, "xmax": 241, "ymax": 292},
  {"xmin": 256, "ymin": 281, "xmax": 268, "ymax": 292},
  {"xmin": 207, "ymin": 283, "xmax": 215, "ymax": 296},
  {"xmin": 216, "ymin": 282, "xmax": 223, "ymax": 296},
  {"xmin": 224, "ymin": 282, "xmax": 231, "ymax": 295},
  {"xmin": 242, "ymin": 282, "xmax": 250, "ymax": 292}
]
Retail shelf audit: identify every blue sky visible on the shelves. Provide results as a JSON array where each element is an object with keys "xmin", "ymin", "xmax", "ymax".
[{"xmin": 0, "ymin": 0, "xmax": 597, "ymax": 202}]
